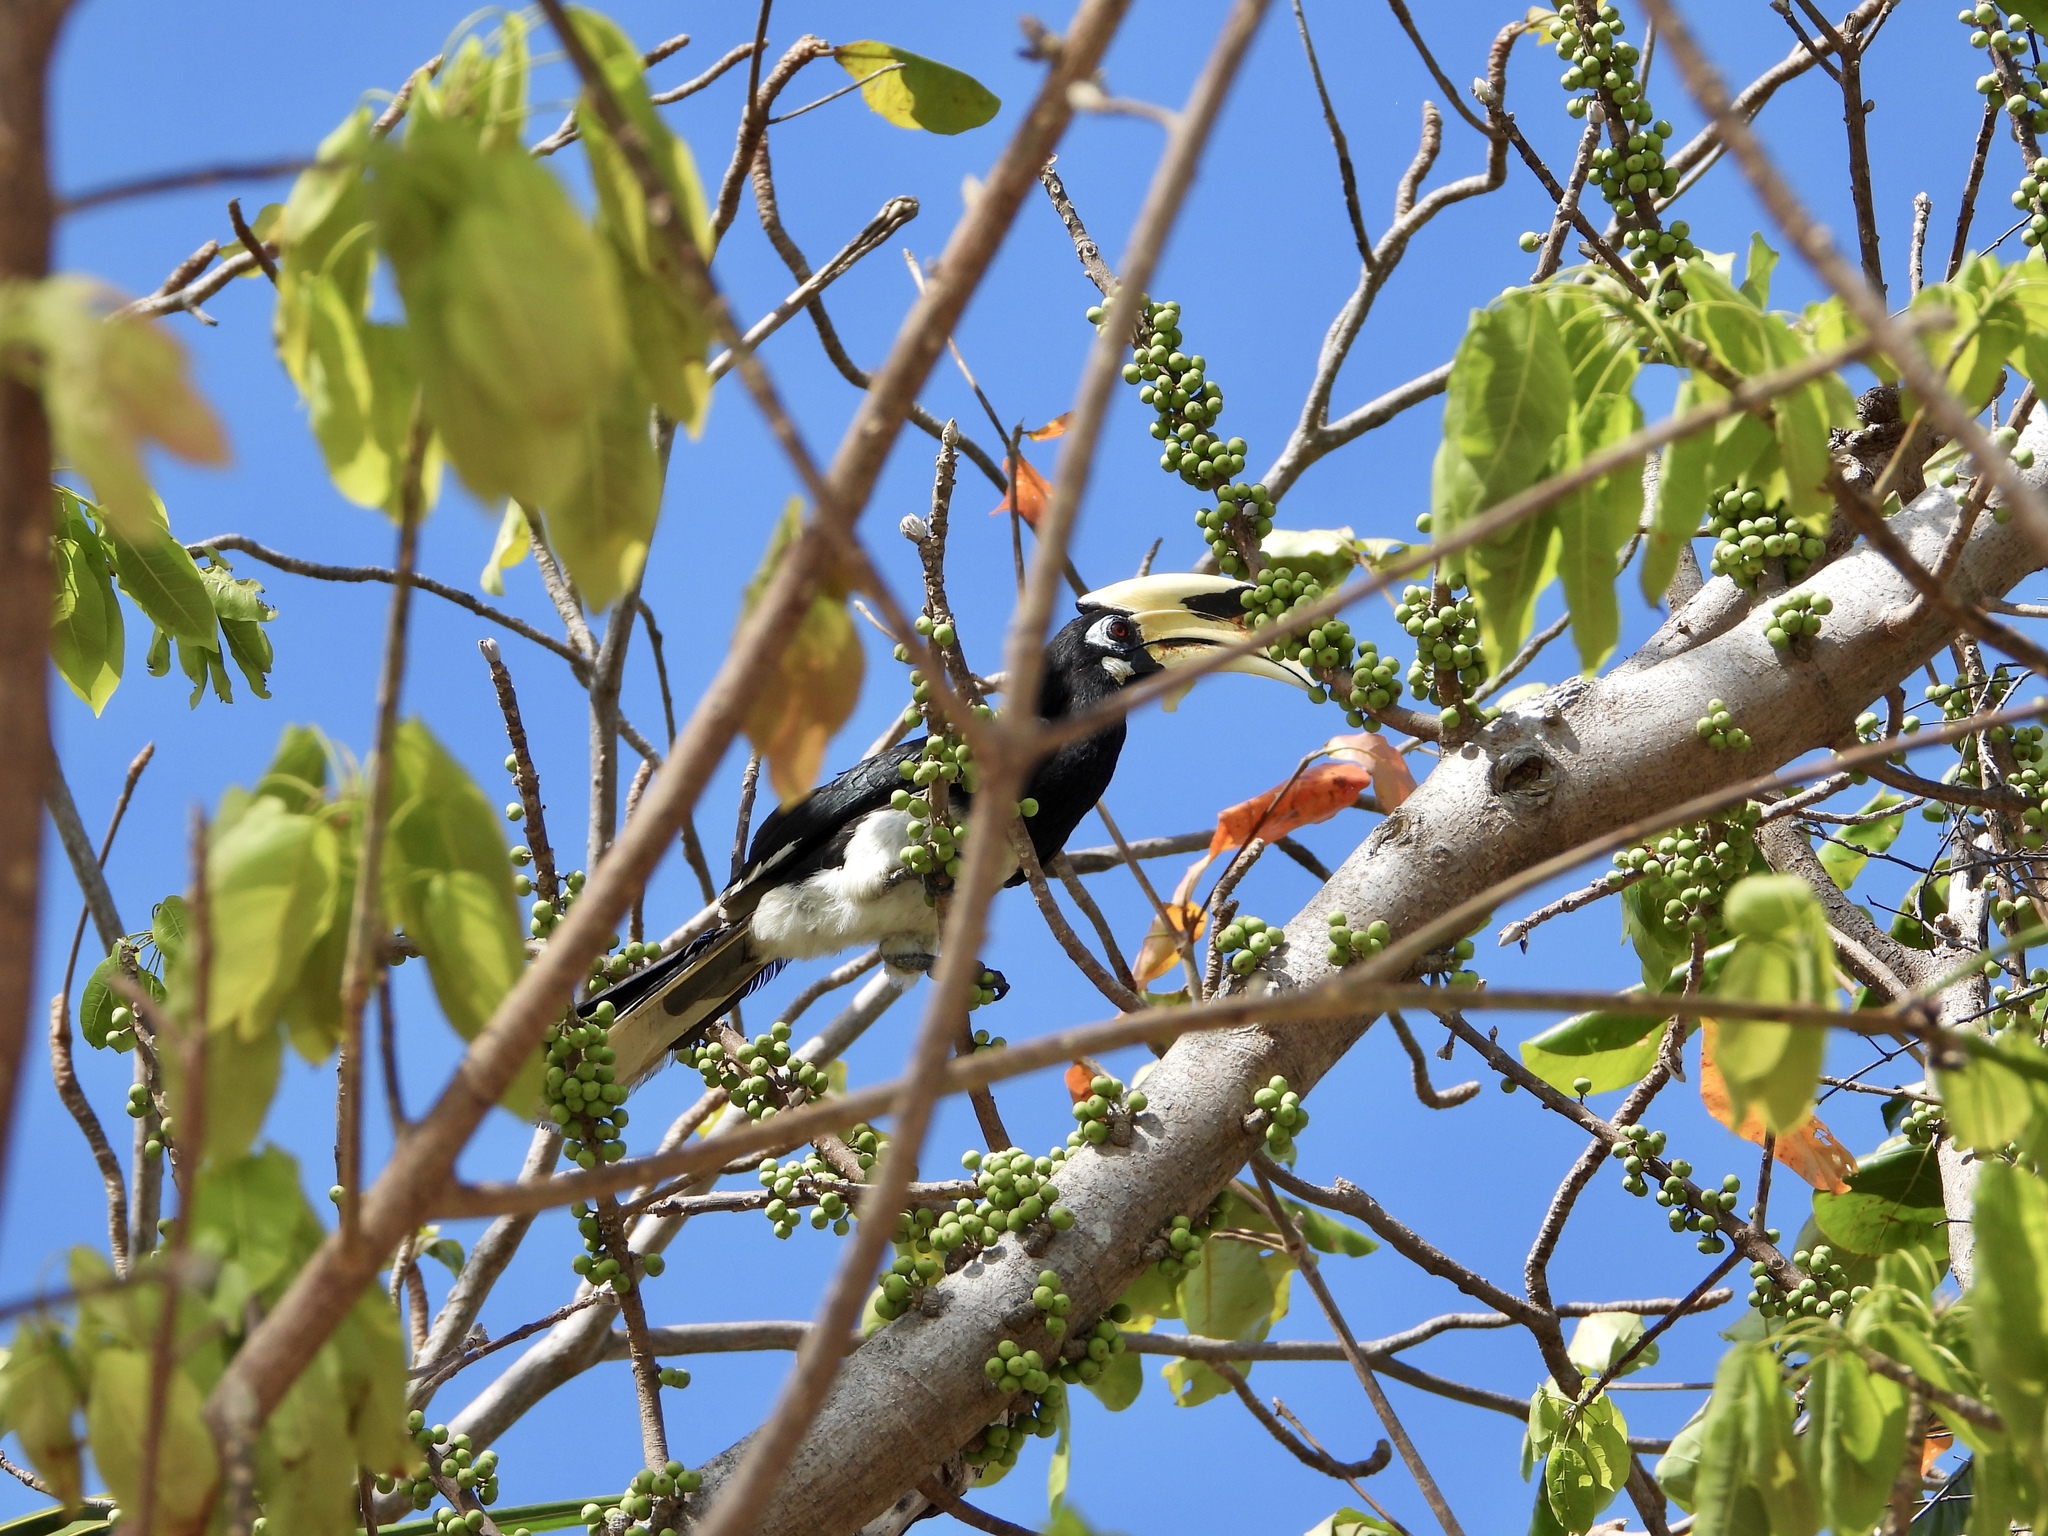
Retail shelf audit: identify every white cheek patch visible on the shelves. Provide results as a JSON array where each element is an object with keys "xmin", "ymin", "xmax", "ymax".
[{"xmin": 1100, "ymin": 656, "xmax": 1135, "ymax": 683}]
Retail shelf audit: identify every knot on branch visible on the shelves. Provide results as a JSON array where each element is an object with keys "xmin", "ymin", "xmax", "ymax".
[{"xmin": 1490, "ymin": 742, "xmax": 1561, "ymax": 806}]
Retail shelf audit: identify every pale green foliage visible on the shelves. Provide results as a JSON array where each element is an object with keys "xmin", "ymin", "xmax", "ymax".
[
  {"xmin": 1711, "ymin": 874, "xmax": 1835, "ymax": 1134},
  {"xmin": 833, "ymin": 41, "xmax": 1001, "ymax": 134}
]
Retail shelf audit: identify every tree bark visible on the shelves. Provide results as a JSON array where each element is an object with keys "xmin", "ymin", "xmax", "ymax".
[
  {"xmin": 0, "ymin": 0, "xmax": 71, "ymax": 1229},
  {"xmin": 685, "ymin": 472, "xmax": 2044, "ymax": 1535}
]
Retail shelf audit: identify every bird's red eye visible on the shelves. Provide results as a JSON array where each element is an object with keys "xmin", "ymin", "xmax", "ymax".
[{"xmin": 1106, "ymin": 616, "xmax": 1131, "ymax": 643}]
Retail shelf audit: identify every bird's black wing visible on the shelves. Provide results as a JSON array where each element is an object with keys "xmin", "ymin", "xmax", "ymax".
[{"xmin": 720, "ymin": 736, "xmax": 926, "ymax": 916}]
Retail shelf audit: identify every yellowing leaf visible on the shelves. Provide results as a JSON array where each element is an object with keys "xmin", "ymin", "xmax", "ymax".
[
  {"xmin": 833, "ymin": 42, "xmax": 1001, "ymax": 135},
  {"xmin": 86, "ymin": 1348, "xmax": 220, "ymax": 1536},
  {"xmin": 992, "ymin": 453, "xmax": 1052, "ymax": 529},
  {"xmin": 1698, "ymin": 1025, "xmax": 1857, "ymax": 1193},
  {"xmin": 372, "ymin": 112, "xmax": 630, "ymax": 512},
  {"xmin": 480, "ymin": 501, "xmax": 531, "ymax": 595},
  {"xmin": 1, "ymin": 277, "xmax": 229, "ymax": 541},
  {"xmin": 1132, "ymin": 901, "xmax": 1204, "ymax": 989},
  {"xmin": 1026, "ymin": 412, "xmax": 1072, "ymax": 441},
  {"xmin": 740, "ymin": 498, "xmax": 864, "ymax": 804}
]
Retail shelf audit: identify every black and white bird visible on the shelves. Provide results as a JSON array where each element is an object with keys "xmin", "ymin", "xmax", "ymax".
[{"xmin": 590, "ymin": 574, "xmax": 1311, "ymax": 1084}]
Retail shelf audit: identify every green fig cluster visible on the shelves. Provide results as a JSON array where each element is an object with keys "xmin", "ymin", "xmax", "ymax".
[
  {"xmin": 566, "ymin": 1198, "xmax": 663, "ymax": 1293},
  {"xmin": 754, "ymin": 1139, "xmax": 861, "ymax": 1240},
  {"xmin": 1070, "ymin": 1069, "xmax": 1145, "ymax": 1148},
  {"xmin": 1663, "ymin": 1163, "xmax": 1742, "ymax": 1254},
  {"xmin": 964, "ymin": 1143, "xmax": 1078, "ymax": 1235},
  {"xmin": 1215, "ymin": 914, "xmax": 1284, "ymax": 977},
  {"xmin": 968, "ymin": 968, "xmax": 1007, "ymax": 1012},
  {"xmin": 1254, "ymin": 1074, "xmax": 1310, "ymax": 1159},
  {"xmin": 983, "ymin": 1338, "xmax": 1055, "ymax": 1396},
  {"xmin": 583, "ymin": 1459, "xmax": 702, "ymax": 1536},
  {"xmin": 1341, "ymin": 641, "xmax": 1406, "ymax": 730},
  {"xmin": 376, "ymin": 1413, "xmax": 499, "ymax": 1511},
  {"xmin": 525, "ymin": 868, "xmax": 585, "ymax": 939},
  {"xmin": 1900, "ymin": 1099, "xmax": 1946, "ymax": 1148},
  {"xmin": 1397, "ymin": 582, "xmax": 1500, "ymax": 733},
  {"xmin": 1150, "ymin": 1207, "xmax": 1216, "ymax": 1283},
  {"xmin": 1988, "ymin": 966, "xmax": 2048, "ymax": 1032},
  {"xmin": 1766, "ymin": 591, "xmax": 1830, "ymax": 650},
  {"xmin": 1107, "ymin": 295, "xmax": 1271, "ymax": 574},
  {"xmin": 1030, "ymin": 1267, "xmax": 1073, "ymax": 1338},
  {"xmin": 1755, "ymin": 1244, "xmax": 1861, "ymax": 1323},
  {"xmin": 1965, "ymin": 6, "xmax": 2048, "ymax": 191},
  {"xmin": 1240, "ymin": 566, "xmax": 1355, "ymax": 702},
  {"xmin": 1705, "ymin": 485, "xmax": 1824, "ymax": 587},
  {"xmin": 1609, "ymin": 805, "xmax": 1761, "ymax": 941},
  {"xmin": 657, "ymin": 1366, "xmax": 691, "ymax": 1390},
  {"xmin": 1543, "ymin": 4, "xmax": 1690, "ymax": 305},
  {"xmin": 1061, "ymin": 1308, "xmax": 1132, "ymax": 1386},
  {"xmin": 1608, "ymin": 1121, "xmax": 1669, "ymax": 1198},
  {"xmin": 969, "ymin": 1024, "xmax": 1006, "ymax": 1050},
  {"xmin": 874, "ymin": 1216, "xmax": 947, "ymax": 1322},
  {"xmin": 675, "ymin": 1019, "xmax": 835, "ymax": 1125},
  {"xmin": 1695, "ymin": 699, "xmax": 1752, "ymax": 752},
  {"xmin": 1325, "ymin": 909, "xmax": 1391, "ymax": 967},
  {"xmin": 542, "ymin": 1007, "xmax": 629, "ymax": 1169},
  {"xmin": 964, "ymin": 1397, "xmax": 1061, "ymax": 1483}
]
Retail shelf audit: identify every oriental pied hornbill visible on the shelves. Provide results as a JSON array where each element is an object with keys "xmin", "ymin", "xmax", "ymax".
[{"xmin": 588, "ymin": 574, "xmax": 1312, "ymax": 1085}]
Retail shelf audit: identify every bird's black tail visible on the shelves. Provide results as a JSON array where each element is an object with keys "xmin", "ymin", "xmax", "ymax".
[{"xmin": 581, "ymin": 922, "xmax": 786, "ymax": 1085}]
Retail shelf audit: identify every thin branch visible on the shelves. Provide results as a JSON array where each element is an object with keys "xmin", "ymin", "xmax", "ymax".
[
  {"xmin": 189, "ymin": 534, "xmax": 589, "ymax": 675},
  {"xmin": 480, "ymin": 640, "xmax": 560, "ymax": 906},
  {"xmin": 1250, "ymin": 1161, "xmax": 1467, "ymax": 1536},
  {"xmin": 1385, "ymin": 1012, "xmax": 1481, "ymax": 1107},
  {"xmin": 1381, "ymin": 0, "xmax": 1491, "ymax": 136},
  {"xmin": 1212, "ymin": 1360, "xmax": 1392, "ymax": 1481},
  {"xmin": 1910, "ymin": 190, "xmax": 1930, "ymax": 297},
  {"xmin": 1292, "ymin": 0, "xmax": 1372, "ymax": 267},
  {"xmin": 58, "ymin": 156, "xmax": 313, "ymax": 214},
  {"xmin": 654, "ymin": 40, "xmax": 763, "ymax": 106},
  {"xmin": 1499, "ymin": 871, "xmax": 1637, "ymax": 950},
  {"xmin": 916, "ymin": 1480, "xmax": 1038, "ymax": 1536},
  {"xmin": 44, "ymin": 749, "xmax": 123, "ymax": 951},
  {"xmin": 1948, "ymin": 100, "xmax": 1999, "ymax": 281}
]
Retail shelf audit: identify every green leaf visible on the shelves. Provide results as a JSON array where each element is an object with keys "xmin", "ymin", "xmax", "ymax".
[
  {"xmin": 302, "ymin": 279, "xmax": 430, "ymax": 517},
  {"xmin": 0, "ymin": 1321, "xmax": 86, "ymax": 1511},
  {"xmin": 1046, "ymin": 1378, "xmax": 1071, "ymax": 1512},
  {"xmin": 188, "ymin": 1148, "xmax": 325, "ymax": 1317},
  {"xmin": 372, "ymin": 110, "xmax": 630, "ymax": 513},
  {"xmin": 1739, "ymin": 234, "xmax": 1778, "ymax": 309},
  {"xmin": 532, "ymin": 360, "xmax": 660, "ymax": 613},
  {"xmin": 424, "ymin": 1237, "xmax": 465, "ymax": 1275},
  {"xmin": 198, "ymin": 559, "xmax": 277, "ymax": 699},
  {"xmin": 1521, "ymin": 1005, "xmax": 1661, "ymax": 1095},
  {"xmin": 1567, "ymin": 1312, "xmax": 1657, "ymax": 1378},
  {"xmin": 1621, "ymin": 878, "xmax": 1693, "ymax": 993},
  {"xmin": 573, "ymin": 9, "xmax": 714, "ymax": 437},
  {"xmin": 258, "ymin": 725, "xmax": 331, "ymax": 815},
  {"xmin": 740, "ymin": 498, "xmax": 865, "ymax": 805},
  {"xmin": 1691, "ymin": 1341, "xmax": 1816, "ymax": 1536},
  {"xmin": 1655, "ymin": 1404, "xmax": 1707, "ymax": 1514},
  {"xmin": 1936, "ymin": 1040, "xmax": 2041, "ymax": 1153},
  {"xmin": 1526, "ymin": 1383, "xmax": 1632, "ymax": 1533},
  {"xmin": 1165, "ymin": 1229, "xmax": 1283, "ymax": 1407},
  {"xmin": 1643, "ymin": 371, "xmax": 1774, "ymax": 602},
  {"xmin": 105, "ymin": 501, "xmax": 216, "ymax": 655},
  {"xmin": 1, "ymin": 278, "xmax": 228, "ymax": 541},
  {"xmin": 382, "ymin": 720, "xmax": 542, "ymax": 1116},
  {"xmin": 833, "ymin": 42, "xmax": 1000, "ymax": 134},
  {"xmin": 1816, "ymin": 792, "xmax": 1904, "ymax": 890},
  {"xmin": 152, "ymin": 895, "xmax": 190, "ymax": 961},
  {"xmin": 1711, "ymin": 875, "xmax": 1834, "ymax": 1134},
  {"xmin": 84, "ymin": 1348, "xmax": 219, "ymax": 1534},
  {"xmin": 1080, "ymin": 1347, "xmax": 1142, "ymax": 1413},
  {"xmin": 1545, "ymin": 288, "xmax": 1644, "ymax": 674},
  {"xmin": 1432, "ymin": 290, "xmax": 1577, "ymax": 667},
  {"xmin": 1800, "ymin": 1347, "xmax": 1905, "ymax": 1535},
  {"xmin": 201, "ymin": 796, "xmax": 341, "ymax": 1043},
  {"xmin": 1969, "ymin": 1162, "xmax": 2048, "ymax": 1486},
  {"xmin": 257, "ymin": 1347, "xmax": 356, "ymax": 1536},
  {"xmin": 49, "ymin": 490, "xmax": 123, "ymax": 714},
  {"xmin": 157, "ymin": 998, "xmax": 285, "ymax": 1166},
  {"xmin": 79, "ymin": 956, "xmax": 162, "ymax": 1051},
  {"xmin": 1813, "ymin": 1137, "xmax": 1947, "ymax": 1257},
  {"xmin": 1294, "ymin": 1205, "xmax": 1376, "ymax": 1257}
]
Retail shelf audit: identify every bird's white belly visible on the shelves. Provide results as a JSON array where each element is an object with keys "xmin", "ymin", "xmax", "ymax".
[{"xmin": 749, "ymin": 808, "xmax": 944, "ymax": 961}]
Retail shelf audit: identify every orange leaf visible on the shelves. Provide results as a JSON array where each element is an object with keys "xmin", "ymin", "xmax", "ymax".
[
  {"xmin": 991, "ymin": 455, "xmax": 1051, "ymax": 529},
  {"xmin": 1065, "ymin": 1062, "xmax": 1093, "ymax": 1102},
  {"xmin": 1325, "ymin": 732, "xmax": 1417, "ymax": 810},
  {"xmin": 1132, "ymin": 900, "xmax": 1205, "ymax": 988},
  {"xmin": 1026, "ymin": 412, "xmax": 1072, "ymax": 441},
  {"xmin": 1699, "ymin": 1023, "xmax": 1857, "ymax": 1193}
]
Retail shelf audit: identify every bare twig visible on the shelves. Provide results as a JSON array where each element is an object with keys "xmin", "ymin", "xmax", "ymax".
[
  {"xmin": 1948, "ymin": 100, "xmax": 1999, "ymax": 281},
  {"xmin": 1292, "ymin": 0, "xmax": 1372, "ymax": 267},
  {"xmin": 226, "ymin": 196, "xmax": 278, "ymax": 283},
  {"xmin": 59, "ymin": 156, "xmax": 313, "ymax": 214},
  {"xmin": 1385, "ymin": 1012, "xmax": 1481, "ymax": 1107},
  {"xmin": 481, "ymin": 640, "xmax": 560, "ymax": 906},
  {"xmin": 1910, "ymin": 191, "xmax": 1930, "ymax": 297},
  {"xmin": 1212, "ymin": 1360, "xmax": 1392, "ymax": 1481}
]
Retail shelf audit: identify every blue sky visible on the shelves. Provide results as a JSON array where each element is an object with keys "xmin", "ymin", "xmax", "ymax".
[{"xmin": 7, "ymin": 3, "xmax": 2033, "ymax": 1533}]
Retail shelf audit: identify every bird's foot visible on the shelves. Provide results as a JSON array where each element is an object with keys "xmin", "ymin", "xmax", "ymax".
[{"xmin": 880, "ymin": 943, "xmax": 939, "ymax": 976}]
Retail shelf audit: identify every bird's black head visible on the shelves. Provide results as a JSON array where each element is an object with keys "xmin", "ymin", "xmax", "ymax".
[{"xmin": 1038, "ymin": 607, "xmax": 1167, "ymax": 719}]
